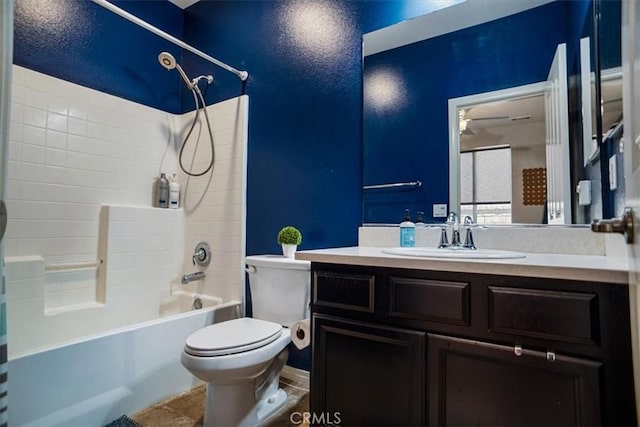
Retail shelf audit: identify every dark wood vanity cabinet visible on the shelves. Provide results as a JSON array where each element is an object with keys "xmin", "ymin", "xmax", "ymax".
[{"xmin": 309, "ymin": 263, "xmax": 636, "ymax": 427}]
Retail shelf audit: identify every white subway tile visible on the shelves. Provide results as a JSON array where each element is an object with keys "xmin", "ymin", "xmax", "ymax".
[
  {"xmin": 66, "ymin": 134, "xmax": 87, "ymax": 152},
  {"xmin": 45, "ymin": 165, "xmax": 68, "ymax": 185},
  {"xmin": 12, "ymin": 66, "xmax": 25, "ymax": 85},
  {"xmin": 23, "ymin": 87, "xmax": 48, "ymax": 110},
  {"xmin": 46, "ymin": 112, "xmax": 68, "ymax": 133},
  {"xmin": 46, "ymin": 129, "xmax": 67, "ymax": 150},
  {"xmin": 22, "ymin": 125, "xmax": 46, "ymax": 146},
  {"xmin": 45, "ymin": 148, "xmax": 66, "ymax": 167},
  {"xmin": 10, "ymin": 122, "xmax": 24, "ymax": 144},
  {"xmin": 22, "ymin": 143, "xmax": 45, "ymax": 164},
  {"xmin": 11, "ymin": 84, "xmax": 25, "ymax": 106},
  {"xmin": 47, "ymin": 94, "xmax": 69, "ymax": 116},
  {"xmin": 21, "ymin": 163, "xmax": 46, "ymax": 183},
  {"xmin": 8, "ymin": 141, "xmax": 22, "ymax": 161},
  {"xmin": 68, "ymin": 102, "xmax": 89, "ymax": 120},
  {"xmin": 68, "ymin": 117, "xmax": 88, "ymax": 136},
  {"xmin": 23, "ymin": 106, "xmax": 47, "ymax": 128}
]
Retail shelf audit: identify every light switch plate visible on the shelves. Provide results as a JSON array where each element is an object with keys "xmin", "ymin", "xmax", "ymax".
[
  {"xmin": 576, "ymin": 180, "xmax": 591, "ymax": 206},
  {"xmin": 609, "ymin": 154, "xmax": 617, "ymax": 190},
  {"xmin": 433, "ymin": 204, "xmax": 447, "ymax": 217}
]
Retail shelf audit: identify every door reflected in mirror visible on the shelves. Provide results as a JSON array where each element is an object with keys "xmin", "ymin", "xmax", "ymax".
[{"xmin": 457, "ymin": 94, "xmax": 546, "ymax": 224}]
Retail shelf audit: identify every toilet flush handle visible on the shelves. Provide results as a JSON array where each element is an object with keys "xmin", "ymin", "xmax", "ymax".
[{"xmin": 245, "ymin": 265, "xmax": 256, "ymax": 274}]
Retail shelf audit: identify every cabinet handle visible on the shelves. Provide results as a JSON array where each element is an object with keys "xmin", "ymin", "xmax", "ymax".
[
  {"xmin": 514, "ymin": 344, "xmax": 523, "ymax": 356},
  {"xmin": 547, "ymin": 351, "xmax": 556, "ymax": 362}
]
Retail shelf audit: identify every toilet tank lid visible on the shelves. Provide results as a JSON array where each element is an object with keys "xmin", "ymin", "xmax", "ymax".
[{"xmin": 245, "ymin": 255, "xmax": 310, "ymax": 271}]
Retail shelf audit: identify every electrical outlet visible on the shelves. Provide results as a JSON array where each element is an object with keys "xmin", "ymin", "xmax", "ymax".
[{"xmin": 433, "ymin": 204, "xmax": 447, "ymax": 218}]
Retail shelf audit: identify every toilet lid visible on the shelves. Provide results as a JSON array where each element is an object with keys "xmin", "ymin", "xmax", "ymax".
[{"xmin": 184, "ymin": 318, "xmax": 283, "ymax": 357}]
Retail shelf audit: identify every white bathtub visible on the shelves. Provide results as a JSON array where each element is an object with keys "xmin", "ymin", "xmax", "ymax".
[{"xmin": 8, "ymin": 295, "xmax": 240, "ymax": 427}]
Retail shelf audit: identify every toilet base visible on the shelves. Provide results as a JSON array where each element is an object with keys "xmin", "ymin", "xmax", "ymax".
[{"xmin": 203, "ymin": 383, "xmax": 287, "ymax": 427}]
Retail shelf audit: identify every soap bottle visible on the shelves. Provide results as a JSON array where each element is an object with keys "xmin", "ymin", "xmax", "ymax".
[
  {"xmin": 156, "ymin": 173, "xmax": 169, "ymax": 208},
  {"xmin": 415, "ymin": 211, "xmax": 425, "ymax": 227},
  {"xmin": 399, "ymin": 209, "xmax": 416, "ymax": 247},
  {"xmin": 169, "ymin": 173, "xmax": 180, "ymax": 209}
]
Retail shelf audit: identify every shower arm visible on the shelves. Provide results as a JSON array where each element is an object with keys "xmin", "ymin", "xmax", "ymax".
[{"xmin": 92, "ymin": 0, "xmax": 249, "ymax": 82}]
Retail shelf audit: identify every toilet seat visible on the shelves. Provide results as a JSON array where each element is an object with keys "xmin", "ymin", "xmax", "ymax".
[{"xmin": 184, "ymin": 317, "xmax": 283, "ymax": 357}]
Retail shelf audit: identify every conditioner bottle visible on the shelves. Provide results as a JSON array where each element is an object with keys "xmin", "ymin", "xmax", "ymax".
[{"xmin": 169, "ymin": 174, "xmax": 180, "ymax": 209}]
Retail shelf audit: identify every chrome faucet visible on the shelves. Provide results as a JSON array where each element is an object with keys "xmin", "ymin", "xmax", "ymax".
[
  {"xmin": 462, "ymin": 216, "xmax": 477, "ymax": 250},
  {"xmin": 182, "ymin": 271, "xmax": 205, "ymax": 285},
  {"xmin": 446, "ymin": 212, "xmax": 462, "ymax": 247},
  {"xmin": 437, "ymin": 212, "xmax": 477, "ymax": 250}
]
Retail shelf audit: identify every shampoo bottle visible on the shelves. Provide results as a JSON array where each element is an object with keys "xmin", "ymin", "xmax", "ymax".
[
  {"xmin": 169, "ymin": 174, "xmax": 180, "ymax": 209},
  {"xmin": 400, "ymin": 209, "xmax": 416, "ymax": 247},
  {"xmin": 156, "ymin": 173, "xmax": 169, "ymax": 208}
]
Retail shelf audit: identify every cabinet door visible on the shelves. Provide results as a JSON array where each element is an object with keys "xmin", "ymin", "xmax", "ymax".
[
  {"xmin": 427, "ymin": 334, "xmax": 602, "ymax": 426},
  {"xmin": 312, "ymin": 315, "xmax": 426, "ymax": 426}
]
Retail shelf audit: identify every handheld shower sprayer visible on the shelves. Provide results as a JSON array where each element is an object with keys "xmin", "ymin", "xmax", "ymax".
[
  {"xmin": 157, "ymin": 51, "xmax": 216, "ymax": 177},
  {"xmin": 158, "ymin": 52, "xmax": 194, "ymax": 89}
]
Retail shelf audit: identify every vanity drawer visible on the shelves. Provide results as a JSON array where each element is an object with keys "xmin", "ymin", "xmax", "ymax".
[
  {"xmin": 313, "ymin": 270, "xmax": 375, "ymax": 313},
  {"xmin": 488, "ymin": 286, "xmax": 599, "ymax": 345},
  {"xmin": 389, "ymin": 277, "xmax": 470, "ymax": 325}
]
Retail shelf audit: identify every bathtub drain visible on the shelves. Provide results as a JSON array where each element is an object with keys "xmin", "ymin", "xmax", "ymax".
[{"xmin": 193, "ymin": 297, "xmax": 203, "ymax": 310}]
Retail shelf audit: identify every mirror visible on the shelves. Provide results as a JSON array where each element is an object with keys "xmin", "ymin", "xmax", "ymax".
[{"xmin": 362, "ymin": 0, "xmax": 618, "ymax": 225}]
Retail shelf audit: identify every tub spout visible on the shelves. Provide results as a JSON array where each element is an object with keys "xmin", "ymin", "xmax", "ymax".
[{"xmin": 182, "ymin": 271, "xmax": 206, "ymax": 285}]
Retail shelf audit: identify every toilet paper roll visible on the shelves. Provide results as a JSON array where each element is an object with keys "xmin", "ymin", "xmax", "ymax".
[{"xmin": 291, "ymin": 319, "xmax": 311, "ymax": 350}]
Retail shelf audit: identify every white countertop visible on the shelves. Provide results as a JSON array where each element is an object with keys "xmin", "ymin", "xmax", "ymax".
[{"xmin": 295, "ymin": 246, "xmax": 630, "ymax": 284}]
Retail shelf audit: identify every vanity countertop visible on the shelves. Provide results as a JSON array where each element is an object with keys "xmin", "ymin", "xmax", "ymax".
[{"xmin": 295, "ymin": 246, "xmax": 629, "ymax": 284}]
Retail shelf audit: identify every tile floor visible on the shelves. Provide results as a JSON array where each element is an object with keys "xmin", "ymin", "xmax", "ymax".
[{"xmin": 131, "ymin": 373, "xmax": 309, "ymax": 427}]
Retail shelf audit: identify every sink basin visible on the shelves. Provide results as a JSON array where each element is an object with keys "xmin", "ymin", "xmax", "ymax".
[{"xmin": 382, "ymin": 247, "xmax": 526, "ymax": 259}]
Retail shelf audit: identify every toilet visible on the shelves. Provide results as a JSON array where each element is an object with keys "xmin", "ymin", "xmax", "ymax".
[{"xmin": 181, "ymin": 255, "xmax": 310, "ymax": 427}]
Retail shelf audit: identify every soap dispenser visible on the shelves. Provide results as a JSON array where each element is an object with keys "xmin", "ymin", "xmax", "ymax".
[
  {"xmin": 156, "ymin": 173, "xmax": 169, "ymax": 208},
  {"xmin": 399, "ymin": 209, "xmax": 416, "ymax": 247}
]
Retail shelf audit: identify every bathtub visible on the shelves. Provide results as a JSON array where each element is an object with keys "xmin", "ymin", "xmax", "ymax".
[{"xmin": 8, "ymin": 294, "xmax": 240, "ymax": 427}]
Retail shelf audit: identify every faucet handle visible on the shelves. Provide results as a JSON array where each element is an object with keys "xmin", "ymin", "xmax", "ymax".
[
  {"xmin": 438, "ymin": 226, "xmax": 450, "ymax": 248},
  {"xmin": 446, "ymin": 211, "xmax": 458, "ymax": 225},
  {"xmin": 192, "ymin": 242, "xmax": 211, "ymax": 267},
  {"xmin": 463, "ymin": 216, "xmax": 477, "ymax": 249}
]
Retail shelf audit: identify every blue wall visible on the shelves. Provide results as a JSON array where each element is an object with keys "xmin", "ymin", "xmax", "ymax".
[
  {"xmin": 363, "ymin": 1, "xmax": 570, "ymax": 224},
  {"xmin": 181, "ymin": 0, "xmax": 456, "ymax": 256},
  {"xmin": 13, "ymin": 0, "xmax": 455, "ymax": 371},
  {"xmin": 14, "ymin": 0, "xmax": 185, "ymax": 113}
]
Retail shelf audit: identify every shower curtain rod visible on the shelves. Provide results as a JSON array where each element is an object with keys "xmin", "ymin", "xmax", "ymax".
[{"xmin": 92, "ymin": 0, "xmax": 249, "ymax": 81}]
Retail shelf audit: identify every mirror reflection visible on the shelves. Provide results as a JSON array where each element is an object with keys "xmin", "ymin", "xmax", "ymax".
[{"xmin": 362, "ymin": 0, "xmax": 620, "ymax": 225}]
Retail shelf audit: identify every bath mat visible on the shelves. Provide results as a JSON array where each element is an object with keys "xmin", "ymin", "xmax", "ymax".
[{"xmin": 104, "ymin": 415, "xmax": 141, "ymax": 427}]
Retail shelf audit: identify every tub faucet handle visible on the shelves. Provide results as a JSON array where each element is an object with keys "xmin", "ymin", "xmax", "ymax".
[{"xmin": 192, "ymin": 242, "xmax": 211, "ymax": 267}]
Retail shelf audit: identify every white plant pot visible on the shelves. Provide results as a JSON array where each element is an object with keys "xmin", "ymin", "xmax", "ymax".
[{"xmin": 281, "ymin": 244, "xmax": 297, "ymax": 258}]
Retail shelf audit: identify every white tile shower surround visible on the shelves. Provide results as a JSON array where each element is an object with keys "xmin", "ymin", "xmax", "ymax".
[{"xmin": 5, "ymin": 65, "xmax": 248, "ymax": 357}]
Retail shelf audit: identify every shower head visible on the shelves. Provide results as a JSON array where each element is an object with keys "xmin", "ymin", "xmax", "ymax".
[
  {"xmin": 158, "ymin": 51, "xmax": 193, "ymax": 89},
  {"xmin": 158, "ymin": 52, "xmax": 177, "ymax": 70}
]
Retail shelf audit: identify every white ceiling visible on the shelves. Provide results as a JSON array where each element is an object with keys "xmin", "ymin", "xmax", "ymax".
[
  {"xmin": 169, "ymin": 0, "xmax": 199, "ymax": 9},
  {"xmin": 460, "ymin": 76, "xmax": 623, "ymax": 150},
  {"xmin": 364, "ymin": 0, "xmax": 556, "ymax": 57}
]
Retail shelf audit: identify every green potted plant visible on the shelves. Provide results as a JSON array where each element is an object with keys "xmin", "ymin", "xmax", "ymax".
[{"xmin": 277, "ymin": 226, "xmax": 302, "ymax": 258}]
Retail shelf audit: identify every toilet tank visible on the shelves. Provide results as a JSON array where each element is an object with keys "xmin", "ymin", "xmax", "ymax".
[{"xmin": 245, "ymin": 255, "xmax": 310, "ymax": 327}]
